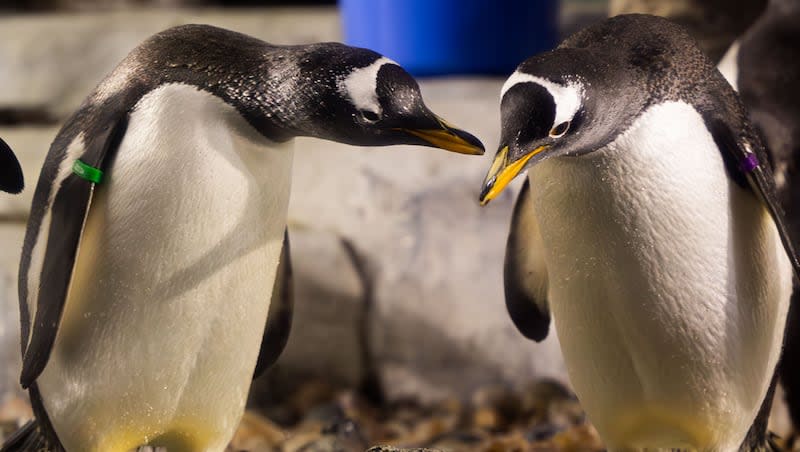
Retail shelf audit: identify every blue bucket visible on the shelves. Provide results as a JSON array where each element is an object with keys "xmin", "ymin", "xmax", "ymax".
[{"xmin": 339, "ymin": 0, "xmax": 560, "ymax": 76}]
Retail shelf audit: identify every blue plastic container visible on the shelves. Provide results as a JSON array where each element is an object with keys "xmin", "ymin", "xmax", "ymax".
[{"xmin": 339, "ymin": 0, "xmax": 560, "ymax": 76}]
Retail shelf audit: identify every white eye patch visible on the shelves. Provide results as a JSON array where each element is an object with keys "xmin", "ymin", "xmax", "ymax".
[
  {"xmin": 339, "ymin": 56, "xmax": 398, "ymax": 116},
  {"xmin": 501, "ymin": 71, "xmax": 583, "ymax": 130}
]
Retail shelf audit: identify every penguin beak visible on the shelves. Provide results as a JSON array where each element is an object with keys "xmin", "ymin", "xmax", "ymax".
[
  {"xmin": 401, "ymin": 116, "xmax": 485, "ymax": 155},
  {"xmin": 479, "ymin": 144, "xmax": 549, "ymax": 205}
]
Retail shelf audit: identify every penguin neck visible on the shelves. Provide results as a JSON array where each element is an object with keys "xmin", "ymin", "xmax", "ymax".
[{"xmin": 211, "ymin": 59, "xmax": 328, "ymax": 143}]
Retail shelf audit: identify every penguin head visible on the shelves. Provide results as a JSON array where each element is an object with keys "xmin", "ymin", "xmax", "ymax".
[
  {"xmin": 0, "ymin": 138, "xmax": 24, "ymax": 194},
  {"xmin": 292, "ymin": 44, "xmax": 484, "ymax": 155},
  {"xmin": 479, "ymin": 69, "xmax": 590, "ymax": 204},
  {"xmin": 478, "ymin": 42, "xmax": 658, "ymax": 204}
]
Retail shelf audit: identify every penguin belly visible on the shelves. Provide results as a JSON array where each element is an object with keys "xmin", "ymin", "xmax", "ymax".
[
  {"xmin": 35, "ymin": 84, "xmax": 294, "ymax": 452},
  {"xmin": 529, "ymin": 101, "xmax": 792, "ymax": 450}
]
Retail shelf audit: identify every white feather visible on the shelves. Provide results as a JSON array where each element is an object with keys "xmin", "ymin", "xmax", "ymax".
[
  {"xmin": 35, "ymin": 83, "xmax": 294, "ymax": 452},
  {"xmin": 529, "ymin": 100, "xmax": 792, "ymax": 450},
  {"xmin": 26, "ymin": 135, "xmax": 87, "ymax": 344},
  {"xmin": 339, "ymin": 56, "xmax": 396, "ymax": 115}
]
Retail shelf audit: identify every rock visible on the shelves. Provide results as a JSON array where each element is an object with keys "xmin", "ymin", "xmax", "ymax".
[
  {"xmin": 545, "ymin": 423, "xmax": 604, "ymax": 450},
  {"xmin": 280, "ymin": 417, "xmax": 367, "ymax": 452},
  {"xmin": 609, "ymin": 0, "xmax": 767, "ymax": 61},
  {"xmin": 479, "ymin": 432, "xmax": 531, "ymax": 452},
  {"xmin": 228, "ymin": 411, "xmax": 286, "ymax": 452},
  {"xmin": 470, "ymin": 385, "xmax": 523, "ymax": 432},
  {"xmin": 425, "ymin": 431, "xmax": 486, "ymax": 451}
]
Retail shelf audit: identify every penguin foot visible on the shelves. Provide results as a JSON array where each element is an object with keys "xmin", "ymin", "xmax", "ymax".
[{"xmin": 0, "ymin": 420, "xmax": 59, "ymax": 452}]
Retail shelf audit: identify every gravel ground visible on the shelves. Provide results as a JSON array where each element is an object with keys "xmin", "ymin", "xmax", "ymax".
[
  {"xmin": 2, "ymin": 378, "xmax": 799, "ymax": 451},
  {"xmin": 0, "ymin": 379, "xmax": 604, "ymax": 451}
]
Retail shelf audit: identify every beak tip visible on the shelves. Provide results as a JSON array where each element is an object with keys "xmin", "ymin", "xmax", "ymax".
[{"xmin": 478, "ymin": 183, "xmax": 493, "ymax": 206}]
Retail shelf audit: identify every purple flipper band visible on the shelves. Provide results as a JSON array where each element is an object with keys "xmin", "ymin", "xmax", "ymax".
[{"xmin": 741, "ymin": 153, "xmax": 759, "ymax": 173}]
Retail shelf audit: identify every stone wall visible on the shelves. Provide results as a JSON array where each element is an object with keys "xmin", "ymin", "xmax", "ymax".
[{"xmin": 0, "ymin": 8, "xmax": 569, "ymax": 408}]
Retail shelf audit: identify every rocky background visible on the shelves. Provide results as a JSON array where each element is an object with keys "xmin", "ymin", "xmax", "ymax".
[{"xmin": 0, "ymin": 1, "xmax": 795, "ymax": 451}]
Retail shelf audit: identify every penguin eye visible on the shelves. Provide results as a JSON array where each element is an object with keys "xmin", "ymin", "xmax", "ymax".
[
  {"xmin": 360, "ymin": 110, "xmax": 381, "ymax": 123},
  {"xmin": 549, "ymin": 121, "xmax": 570, "ymax": 138}
]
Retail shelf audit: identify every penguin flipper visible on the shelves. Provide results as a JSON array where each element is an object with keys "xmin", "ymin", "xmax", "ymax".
[
  {"xmin": 253, "ymin": 229, "xmax": 294, "ymax": 379},
  {"xmin": 706, "ymin": 117, "xmax": 800, "ymax": 278},
  {"xmin": 19, "ymin": 116, "xmax": 128, "ymax": 388},
  {"xmin": 505, "ymin": 178, "xmax": 551, "ymax": 342},
  {"xmin": 0, "ymin": 137, "xmax": 24, "ymax": 194}
]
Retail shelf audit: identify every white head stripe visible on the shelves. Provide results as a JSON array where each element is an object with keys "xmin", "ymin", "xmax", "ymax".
[
  {"xmin": 339, "ymin": 57, "xmax": 398, "ymax": 114},
  {"xmin": 501, "ymin": 71, "xmax": 583, "ymax": 129}
]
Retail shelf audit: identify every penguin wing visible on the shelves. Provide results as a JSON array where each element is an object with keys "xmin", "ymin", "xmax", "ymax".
[
  {"xmin": 505, "ymin": 178, "xmax": 551, "ymax": 342},
  {"xmin": 0, "ymin": 137, "xmax": 24, "ymax": 194},
  {"xmin": 19, "ymin": 116, "xmax": 129, "ymax": 388},
  {"xmin": 253, "ymin": 229, "xmax": 294, "ymax": 379},
  {"xmin": 707, "ymin": 117, "xmax": 800, "ymax": 277}
]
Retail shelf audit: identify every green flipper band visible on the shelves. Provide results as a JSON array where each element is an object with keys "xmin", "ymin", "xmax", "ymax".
[{"xmin": 72, "ymin": 159, "xmax": 104, "ymax": 184}]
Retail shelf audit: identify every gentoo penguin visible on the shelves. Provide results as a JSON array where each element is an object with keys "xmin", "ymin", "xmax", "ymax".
[
  {"xmin": 479, "ymin": 14, "xmax": 799, "ymax": 451},
  {"xmin": 0, "ymin": 137, "xmax": 24, "ymax": 194},
  {"xmin": 719, "ymin": 0, "xmax": 800, "ymax": 437},
  {"xmin": 1, "ymin": 24, "xmax": 483, "ymax": 452}
]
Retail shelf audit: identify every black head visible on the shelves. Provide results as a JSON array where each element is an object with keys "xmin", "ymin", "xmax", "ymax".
[
  {"xmin": 0, "ymin": 138, "xmax": 24, "ymax": 194},
  {"xmin": 479, "ymin": 14, "xmax": 716, "ymax": 204},
  {"xmin": 286, "ymin": 43, "xmax": 484, "ymax": 155},
  {"xmin": 479, "ymin": 61, "xmax": 599, "ymax": 204}
]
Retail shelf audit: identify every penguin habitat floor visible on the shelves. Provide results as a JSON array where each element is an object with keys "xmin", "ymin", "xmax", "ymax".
[
  {"xmin": 1, "ymin": 379, "xmax": 798, "ymax": 451},
  {"xmin": 0, "ymin": 378, "xmax": 601, "ymax": 451}
]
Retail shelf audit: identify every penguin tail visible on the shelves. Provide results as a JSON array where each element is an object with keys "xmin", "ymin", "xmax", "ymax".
[{"xmin": 0, "ymin": 420, "xmax": 52, "ymax": 452}]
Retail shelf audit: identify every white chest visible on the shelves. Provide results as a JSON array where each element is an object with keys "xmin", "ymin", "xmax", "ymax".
[
  {"xmin": 38, "ymin": 84, "xmax": 294, "ymax": 452},
  {"xmin": 529, "ymin": 101, "xmax": 791, "ymax": 449}
]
